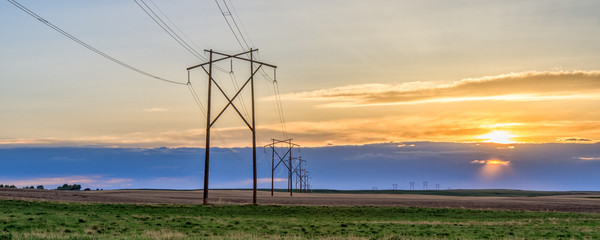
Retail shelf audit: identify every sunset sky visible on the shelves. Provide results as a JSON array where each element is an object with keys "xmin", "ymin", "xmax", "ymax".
[{"xmin": 1, "ymin": 1, "xmax": 599, "ymax": 190}]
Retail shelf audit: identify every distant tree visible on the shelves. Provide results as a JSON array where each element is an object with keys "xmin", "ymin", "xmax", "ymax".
[
  {"xmin": 36, "ymin": 185, "xmax": 44, "ymax": 190},
  {"xmin": 83, "ymin": 188, "xmax": 91, "ymax": 191},
  {"xmin": 29, "ymin": 186, "xmax": 34, "ymax": 189},
  {"xmin": 0, "ymin": 184, "xmax": 4, "ymax": 188},
  {"xmin": 9, "ymin": 185, "xmax": 16, "ymax": 189},
  {"xmin": 56, "ymin": 183, "xmax": 82, "ymax": 191}
]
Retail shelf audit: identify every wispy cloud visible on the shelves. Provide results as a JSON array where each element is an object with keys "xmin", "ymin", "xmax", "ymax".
[
  {"xmin": 557, "ymin": 137, "xmax": 593, "ymax": 142},
  {"xmin": 144, "ymin": 108, "xmax": 169, "ymax": 112},
  {"xmin": 578, "ymin": 157, "xmax": 600, "ymax": 161},
  {"xmin": 4, "ymin": 116, "xmax": 597, "ymax": 147},
  {"xmin": 280, "ymin": 71, "xmax": 600, "ymax": 108}
]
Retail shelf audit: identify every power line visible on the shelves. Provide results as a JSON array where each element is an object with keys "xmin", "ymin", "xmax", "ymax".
[
  {"xmin": 187, "ymin": 80, "xmax": 248, "ymax": 164},
  {"xmin": 10, "ymin": 0, "xmax": 265, "ymax": 158},
  {"xmin": 138, "ymin": 0, "xmax": 232, "ymax": 75},
  {"xmin": 7, "ymin": 0, "xmax": 186, "ymax": 86},
  {"xmin": 134, "ymin": 0, "xmax": 247, "ymax": 155},
  {"xmin": 146, "ymin": 0, "xmax": 205, "ymax": 57},
  {"xmin": 224, "ymin": 0, "xmax": 255, "ymax": 48},
  {"xmin": 228, "ymin": 71, "xmax": 251, "ymax": 123},
  {"xmin": 214, "ymin": 0, "xmax": 247, "ymax": 51},
  {"xmin": 213, "ymin": 0, "xmax": 289, "ymax": 139},
  {"xmin": 273, "ymin": 81, "xmax": 288, "ymax": 139},
  {"xmin": 221, "ymin": 0, "xmax": 250, "ymax": 49},
  {"xmin": 134, "ymin": 0, "xmax": 205, "ymax": 60}
]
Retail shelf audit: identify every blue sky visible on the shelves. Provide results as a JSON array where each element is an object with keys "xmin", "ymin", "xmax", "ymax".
[
  {"xmin": 1, "ymin": 142, "xmax": 599, "ymax": 191},
  {"xmin": 1, "ymin": 1, "xmax": 599, "ymax": 191}
]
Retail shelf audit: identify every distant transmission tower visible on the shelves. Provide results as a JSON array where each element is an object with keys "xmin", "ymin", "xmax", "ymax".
[
  {"xmin": 423, "ymin": 181, "xmax": 428, "ymax": 190},
  {"xmin": 294, "ymin": 157, "xmax": 307, "ymax": 193},
  {"xmin": 410, "ymin": 182, "xmax": 415, "ymax": 191},
  {"xmin": 435, "ymin": 184, "xmax": 440, "ymax": 190},
  {"xmin": 392, "ymin": 184, "xmax": 398, "ymax": 191},
  {"xmin": 187, "ymin": 49, "xmax": 277, "ymax": 205},
  {"xmin": 265, "ymin": 138, "xmax": 299, "ymax": 196}
]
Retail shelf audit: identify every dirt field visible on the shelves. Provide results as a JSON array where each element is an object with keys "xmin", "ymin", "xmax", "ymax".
[{"xmin": 2, "ymin": 188, "xmax": 600, "ymax": 213}]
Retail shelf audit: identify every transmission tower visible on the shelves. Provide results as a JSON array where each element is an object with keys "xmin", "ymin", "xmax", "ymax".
[
  {"xmin": 294, "ymin": 157, "xmax": 307, "ymax": 193},
  {"xmin": 187, "ymin": 49, "xmax": 276, "ymax": 205},
  {"xmin": 410, "ymin": 181, "xmax": 414, "ymax": 191},
  {"xmin": 301, "ymin": 170, "xmax": 310, "ymax": 192},
  {"xmin": 423, "ymin": 181, "xmax": 428, "ymax": 190},
  {"xmin": 265, "ymin": 138, "xmax": 299, "ymax": 196},
  {"xmin": 392, "ymin": 184, "xmax": 398, "ymax": 191},
  {"xmin": 435, "ymin": 184, "xmax": 440, "ymax": 190}
]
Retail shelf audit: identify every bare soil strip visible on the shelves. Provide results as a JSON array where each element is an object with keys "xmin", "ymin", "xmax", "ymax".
[{"xmin": 2, "ymin": 188, "xmax": 600, "ymax": 213}]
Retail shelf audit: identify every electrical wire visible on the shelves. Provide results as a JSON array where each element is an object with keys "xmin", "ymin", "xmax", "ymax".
[
  {"xmin": 221, "ymin": 0, "xmax": 250, "ymax": 49},
  {"xmin": 187, "ymin": 80, "xmax": 248, "ymax": 164},
  {"xmin": 134, "ymin": 0, "xmax": 205, "ymax": 60},
  {"xmin": 213, "ymin": 0, "xmax": 289, "ymax": 140},
  {"xmin": 133, "ymin": 0, "xmax": 245, "ymax": 157},
  {"xmin": 10, "ymin": 0, "xmax": 265, "ymax": 165},
  {"xmin": 214, "ymin": 0, "xmax": 247, "ymax": 51},
  {"xmin": 137, "ymin": 0, "xmax": 230, "ymax": 74},
  {"xmin": 147, "ymin": 0, "xmax": 205, "ymax": 58},
  {"xmin": 7, "ymin": 0, "xmax": 186, "ymax": 86},
  {"xmin": 227, "ymin": 69, "xmax": 251, "ymax": 123},
  {"xmin": 224, "ymin": 0, "xmax": 255, "ymax": 48},
  {"xmin": 273, "ymin": 81, "xmax": 289, "ymax": 139},
  {"xmin": 11, "ymin": 0, "xmax": 281, "ymax": 161}
]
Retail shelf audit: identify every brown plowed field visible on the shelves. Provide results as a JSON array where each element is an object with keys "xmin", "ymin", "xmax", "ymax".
[{"xmin": 2, "ymin": 188, "xmax": 600, "ymax": 213}]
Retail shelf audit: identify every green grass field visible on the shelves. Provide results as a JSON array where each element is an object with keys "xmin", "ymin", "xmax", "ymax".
[{"xmin": 1, "ymin": 199, "xmax": 599, "ymax": 239}]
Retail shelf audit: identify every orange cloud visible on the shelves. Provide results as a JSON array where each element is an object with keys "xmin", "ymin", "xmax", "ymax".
[
  {"xmin": 2, "ymin": 114, "xmax": 597, "ymax": 147},
  {"xmin": 471, "ymin": 159, "xmax": 510, "ymax": 165},
  {"xmin": 281, "ymin": 71, "xmax": 600, "ymax": 107}
]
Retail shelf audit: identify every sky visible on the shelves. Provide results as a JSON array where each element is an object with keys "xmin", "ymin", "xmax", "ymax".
[
  {"xmin": 1, "ymin": 1, "xmax": 599, "ymax": 190},
  {"xmin": 1, "ymin": 142, "xmax": 599, "ymax": 191}
]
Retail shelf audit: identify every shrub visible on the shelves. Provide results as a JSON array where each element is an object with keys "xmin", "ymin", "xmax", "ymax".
[{"xmin": 56, "ymin": 184, "xmax": 82, "ymax": 191}]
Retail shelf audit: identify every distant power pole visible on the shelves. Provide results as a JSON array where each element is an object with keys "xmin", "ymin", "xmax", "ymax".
[
  {"xmin": 187, "ymin": 49, "xmax": 277, "ymax": 205},
  {"xmin": 435, "ymin": 184, "xmax": 440, "ymax": 190},
  {"xmin": 410, "ymin": 182, "xmax": 415, "ymax": 191},
  {"xmin": 265, "ymin": 138, "xmax": 299, "ymax": 196},
  {"xmin": 423, "ymin": 181, "xmax": 428, "ymax": 190},
  {"xmin": 392, "ymin": 184, "xmax": 398, "ymax": 191}
]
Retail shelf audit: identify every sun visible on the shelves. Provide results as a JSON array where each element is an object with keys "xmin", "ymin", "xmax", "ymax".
[{"xmin": 478, "ymin": 130, "xmax": 517, "ymax": 144}]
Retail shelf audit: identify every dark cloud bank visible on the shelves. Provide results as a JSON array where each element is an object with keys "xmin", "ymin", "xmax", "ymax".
[{"xmin": 1, "ymin": 142, "xmax": 599, "ymax": 191}]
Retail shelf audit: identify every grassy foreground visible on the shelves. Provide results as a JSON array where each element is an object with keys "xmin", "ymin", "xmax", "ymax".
[{"xmin": 1, "ymin": 200, "xmax": 599, "ymax": 239}]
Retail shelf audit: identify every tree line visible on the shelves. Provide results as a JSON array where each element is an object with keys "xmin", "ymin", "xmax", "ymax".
[
  {"xmin": 0, "ymin": 184, "xmax": 93, "ymax": 191},
  {"xmin": 1, "ymin": 184, "xmax": 44, "ymax": 189}
]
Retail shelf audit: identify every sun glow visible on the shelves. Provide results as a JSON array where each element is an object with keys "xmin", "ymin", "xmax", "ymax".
[
  {"xmin": 478, "ymin": 130, "xmax": 517, "ymax": 144},
  {"xmin": 472, "ymin": 159, "xmax": 511, "ymax": 180},
  {"xmin": 486, "ymin": 159, "xmax": 510, "ymax": 165}
]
